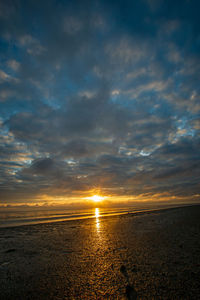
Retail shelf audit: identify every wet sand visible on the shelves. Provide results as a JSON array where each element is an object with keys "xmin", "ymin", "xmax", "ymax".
[{"xmin": 0, "ymin": 205, "xmax": 200, "ymax": 299}]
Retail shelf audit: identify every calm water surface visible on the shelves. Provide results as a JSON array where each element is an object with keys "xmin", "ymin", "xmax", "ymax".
[{"xmin": 0, "ymin": 202, "xmax": 187, "ymax": 228}]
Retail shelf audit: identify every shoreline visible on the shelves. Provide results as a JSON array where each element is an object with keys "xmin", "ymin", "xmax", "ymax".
[{"xmin": 1, "ymin": 202, "xmax": 199, "ymax": 230}]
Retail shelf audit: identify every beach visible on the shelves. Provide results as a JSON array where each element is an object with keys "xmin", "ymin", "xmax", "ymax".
[{"xmin": 0, "ymin": 205, "xmax": 200, "ymax": 299}]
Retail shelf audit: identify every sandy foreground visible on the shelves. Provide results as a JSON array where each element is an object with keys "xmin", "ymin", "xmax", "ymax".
[{"xmin": 0, "ymin": 205, "xmax": 200, "ymax": 299}]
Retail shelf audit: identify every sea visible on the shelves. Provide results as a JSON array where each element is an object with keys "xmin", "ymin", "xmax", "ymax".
[{"xmin": 0, "ymin": 202, "xmax": 190, "ymax": 228}]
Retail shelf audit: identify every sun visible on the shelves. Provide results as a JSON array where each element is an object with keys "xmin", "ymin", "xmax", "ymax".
[{"xmin": 90, "ymin": 195, "xmax": 104, "ymax": 202}]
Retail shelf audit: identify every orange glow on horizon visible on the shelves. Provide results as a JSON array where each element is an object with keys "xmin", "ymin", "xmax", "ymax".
[{"xmin": 2, "ymin": 192, "xmax": 198, "ymax": 209}]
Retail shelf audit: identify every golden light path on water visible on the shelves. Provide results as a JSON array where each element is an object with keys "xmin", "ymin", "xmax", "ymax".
[{"xmin": 95, "ymin": 208, "xmax": 100, "ymax": 231}]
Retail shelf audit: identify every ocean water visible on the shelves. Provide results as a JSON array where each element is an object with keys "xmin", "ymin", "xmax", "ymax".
[{"xmin": 0, "ymin": 202, "xmax": 186, "ymax": 228}]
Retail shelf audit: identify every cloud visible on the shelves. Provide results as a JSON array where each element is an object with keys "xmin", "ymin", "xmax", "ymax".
[
  {"xmin": 0, "ymin": 0, "xmax": 199, "ymax": 205},
  {"xmin": 7, "ymin": 59, "xmax": 20, "ymax": 71}
]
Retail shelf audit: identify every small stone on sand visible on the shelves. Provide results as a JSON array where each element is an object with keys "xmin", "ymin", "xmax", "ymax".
[
  {"xmin": 120, "ymin": 265, "xmax": 126, "ymax": 274},
  {"xmin": 126, "ymin": 284, "xmax": 137, "ymax": 300}
]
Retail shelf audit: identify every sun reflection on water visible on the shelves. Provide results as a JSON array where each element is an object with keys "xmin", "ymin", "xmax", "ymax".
[{"xmin": 95, "ymin": 208, "xmax": 100, "ymax": 231}]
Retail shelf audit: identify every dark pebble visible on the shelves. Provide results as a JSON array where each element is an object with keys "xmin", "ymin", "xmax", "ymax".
[
  {"xmin": 126, "ymin": 284, "xmax": 137, "ymax": 300},
  {"xmin": 120, "ymin": 265, "xmax": 126, "ymax": 274},
  {"xmin": 5, "ymin": 249, "xmax": 16, "ymax": 253}
]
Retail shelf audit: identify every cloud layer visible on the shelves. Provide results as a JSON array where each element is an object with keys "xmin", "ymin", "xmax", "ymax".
[{"xmin": 0, "ymin": 0, "xmax": 199, "ymax": 205}]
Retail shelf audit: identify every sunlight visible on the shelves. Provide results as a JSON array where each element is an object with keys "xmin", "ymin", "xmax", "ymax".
[
  {"xmin": 90, "ymin": 195, "xmax": 104, "ymax": 202},
  {"xmin": 95, "ymin": 207, "xmax": 99, "ymax": 218},
  {"xmin": 95, "ymin": 208, "xmax": 100, "ymax": 231}
]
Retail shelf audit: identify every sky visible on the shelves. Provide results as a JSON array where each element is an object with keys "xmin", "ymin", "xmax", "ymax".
[{"xmin": 0, "ymin": 0, "xmax": 200, "ymax": 207}]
